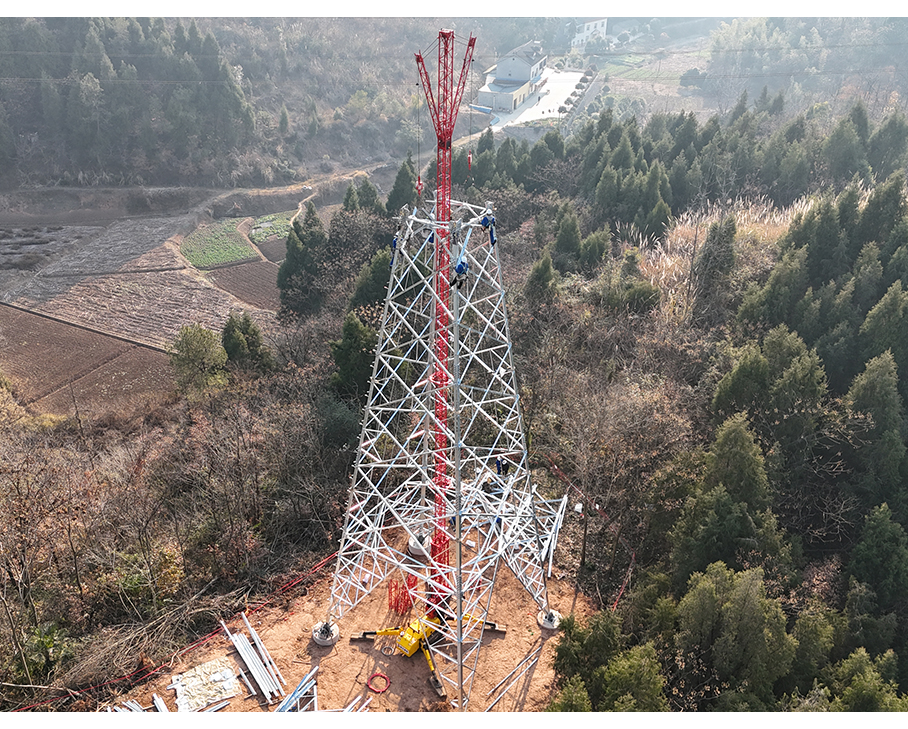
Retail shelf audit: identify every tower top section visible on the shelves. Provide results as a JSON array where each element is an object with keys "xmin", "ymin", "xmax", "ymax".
[{"xmin": 415, "ymin": 30, "xmax": 476, "ymax": 150}]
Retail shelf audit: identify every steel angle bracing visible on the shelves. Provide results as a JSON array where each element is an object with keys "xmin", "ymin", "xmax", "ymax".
[
  {"xmin": 326, "ymin": 197, "xmax": 559, "ymax": 707},
  {"xmin": 325, "ymin": 28, "xmax": 556, "ymax": 711}
]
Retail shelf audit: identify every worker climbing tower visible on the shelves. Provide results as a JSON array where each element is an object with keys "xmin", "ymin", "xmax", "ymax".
[{"xmin": 314, "ymin": 29, "xmax": 564, "ymax": 710}]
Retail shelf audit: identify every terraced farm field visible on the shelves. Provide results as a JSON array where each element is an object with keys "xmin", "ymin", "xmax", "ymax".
[
  {"xmin": 180, "ymin": 219, "xmax": 259, "ymax": 269},
  {"xmin": 249, "ymin": 211, "xmax": 295, "ymax": 246},
  {"xmin": 0, "ymin": 180, "xmax": 350, "ymax": 416},
  {"xmin": 0, "ymin": 202, "xmax": 282, "ymax": 417},
  {"xmin": 0, "ymin": 303, "xmax": 172, "ymax": 417},
  {"xmin": 208, "ymin": 260, "xmax": 281, "ymax": 311}
]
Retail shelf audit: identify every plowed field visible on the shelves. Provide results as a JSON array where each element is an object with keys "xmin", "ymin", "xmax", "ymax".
[
  {"xmin": 0, "ymin": 303, "xmax": 172, "ymax": 417},
  {"xmin": 256, "ymin": 237, "xmax": 286, "ymax": 263},
  {"xmin": 208, "ymin": 260, "xmax": 281, "ymax": 311}
]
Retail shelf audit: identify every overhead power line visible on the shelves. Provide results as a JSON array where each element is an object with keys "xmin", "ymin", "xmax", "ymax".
[
  {"xmin": 2, "ymin": 63, "xmax": 906, "ymax": 90},
  {"xmin": 2, "ymin": 37, "xmax": 908, "ymax": 62}
]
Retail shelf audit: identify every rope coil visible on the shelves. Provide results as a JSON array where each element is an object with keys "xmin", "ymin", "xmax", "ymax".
[{"xmin": 367, "ymin": 672, "xmax": 390, "ymax": 693}]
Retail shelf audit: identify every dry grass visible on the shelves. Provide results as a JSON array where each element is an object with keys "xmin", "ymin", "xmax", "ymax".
[
  {"xmin": 636, "ymin": 196, "xmax": 815, "ymax": 323},
  {"xmin": 51, "ymin": 586, "xmax": 246, "ymax": 698}
]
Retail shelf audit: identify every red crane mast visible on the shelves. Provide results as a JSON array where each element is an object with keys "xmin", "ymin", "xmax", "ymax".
[{"xmin": 415, "ymin": 30, "xmax": 476, "ymax": 608}]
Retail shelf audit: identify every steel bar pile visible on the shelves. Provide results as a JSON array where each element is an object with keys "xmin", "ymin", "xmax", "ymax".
[
  {"xmin": 202, "ymin": 700, "xmax": 231, "ymax": 712},
  {"xmin": 119, "ymin": 699, "xmax": 146, "ymax": 712},
  {"xmin": 151, "ymin": 693, "xmax": 169, "ymax": 712},
  {"xmin": 221, "ymin": 619, "xmax": 285, "ymax": 704},
  {"xmin": 242, "ymin": 612, "xmax": 287, "ymax": 688},
  {"xmin": 275, "ymin": 665, "xmax": 319, "ymax": 712},
  {"xmin": 237, "ymin": 666, "xmax": 255, "ymax": 695}
]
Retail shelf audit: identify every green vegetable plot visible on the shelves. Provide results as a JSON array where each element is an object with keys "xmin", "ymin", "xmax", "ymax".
[
  {"xmin": 181, "ymin": 220, "xmax": 258, "ymax": 269},
  {"xmin": 249, "ymin": 211, "xmax": 296, "ymax": 245}
]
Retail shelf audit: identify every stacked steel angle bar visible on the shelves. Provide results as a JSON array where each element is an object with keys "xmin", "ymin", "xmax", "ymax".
[{"xmin": 221, "ymin": 615, "xmax": 286, "ymax": 705}]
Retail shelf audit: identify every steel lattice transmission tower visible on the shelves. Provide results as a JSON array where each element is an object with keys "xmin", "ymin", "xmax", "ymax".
[{"xmin": 314, "ymin": 29, "xmax": 564, "ymax": 710}]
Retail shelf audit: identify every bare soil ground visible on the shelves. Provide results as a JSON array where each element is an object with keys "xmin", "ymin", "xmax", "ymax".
[
  {"xmin": 208, "ymin": 260, "xmax": 281, "ymax": 312},
  {"xmin": 33, "ymin": 346, "xmax": 173, "ymax": 418},
  {"xmin": 0, "ymin": 303, "xmax": 171, "ymax": 415},
  {"xmin": 256, "ymin": 236, "xmax": 287, "ymax": 264},
  {"xmin": 117, "ymin": 565, "xmax": 595, "ymax": 713},
  {"xmin": 0, "ymin": 303, "xmax": 129, "ymax": 403}
]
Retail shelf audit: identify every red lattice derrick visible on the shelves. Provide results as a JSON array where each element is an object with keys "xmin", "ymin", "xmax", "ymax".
[
  {"xmin": 416, "ymin": 29, "xmax": 476, "ymax": 615},
  {"xmin": 388, "ymin": 574, "xmax": 419, "ymax": 614}
]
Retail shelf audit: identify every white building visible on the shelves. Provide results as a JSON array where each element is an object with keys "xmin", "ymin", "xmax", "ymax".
[
  {"xmin": 476, "ymin": 41, "xmax": 547, "ymax": 113},
  {"xmin": 571, "ymin": 18, "xmax": 609, "ymax": 50}
]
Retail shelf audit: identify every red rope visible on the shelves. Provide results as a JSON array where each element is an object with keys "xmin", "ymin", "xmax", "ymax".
[
  {"xmin": 541, "ymin": 454, "xmax": 636, "ymax": 612},
  {"xmin": 366, "ymin": 671, "xmax": 389, "ymax": 693},
  {"xmin": 13, "ymin": 551, "xmax": 338, "ymax": 712}
]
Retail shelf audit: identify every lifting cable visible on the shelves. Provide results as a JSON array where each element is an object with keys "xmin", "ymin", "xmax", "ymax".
[
  {"xmin": 467, "ymin": 51, "xmax": 474, "ymax": 185},
  {"xmin": 416, "ymin": 74, "xmax": 423, "ymax": 199}
]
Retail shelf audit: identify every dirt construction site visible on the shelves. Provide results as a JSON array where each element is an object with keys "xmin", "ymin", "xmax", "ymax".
[{"xmin": 101, "ymin": 545, "xmax": 596, "ymax": 713}]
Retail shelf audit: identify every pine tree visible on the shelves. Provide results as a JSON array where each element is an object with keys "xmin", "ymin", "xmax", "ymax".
[
  {"xmin": 823, "ymin": 119, "xmax": 869, "ymax": 183},
  {"xmin": 705, "ymin": 413, "xmax": 770, "ymax": 511},
  {"xmin": 712, "ymin": 345, "xmax": 770, "ymax": 419},
  {"xmin": 547, "ymin": 675, "xmax": 592, "ymax": 711},
  {"xmin": 543, "ymin": 129, "xmax": 564, "ymax": 160},
  {"xmin": 525, "ymin": 251, "xmax": 556, "ymax": 306},
  {"xmin": 222, "ymin": 311, "xmax": 274, "ymax": 373},
  {"xmin": 868, "ymin": 112, "xmax": 908, "ymax": 180},
  {"xmin": 495, "ymin": 137, "xmax": 517, "ymax": 181},
  {"xmin": 476, "ymin": 126, "xmax": 494, "ymax": 155},
  {"xmin": 829, "ymin": 648, "xmax": 908, "ymax": 711},
  {"xmin": 552, "ymin": 203, "xmax": 582, "ymax": 272},
  {"xmin": 675, "ymin": 564, "xmax": 796, "ymax": 707},
  {"xmin": 342, "ymin": 183, "xmax": 360, "ymax": 212},
  {"xmin": 349, "ymin": 248, "xmax": 391, "ymax": 311},
  {"xmin": 848, "ymin": 100, "xmax": 871, "ymax": 147},
  {"xmin": 579, "ymin": 230, "xmax": 609, "ymax": 273},
  {"xmin": 279, "ymin": 104, "xmax": 290, "ymax": 136},
  {"xmin": 357, "ymin": 177, "xmax": 385, "ymax": 216},
  {"xmin": 595, "ymin": 643, "xmax": 669, "ymax": 711},
  {"xmin": 728, "ymin": 90, "xmax": 748, "ymax": 124},
  {"xmin": 610, "ymin": 131, "xmax": 634, "ymax": 171},
  {"xmin": 860, "ymin": 281, "xmax": 908, "ymax": 392},
  {"xmin": 168, "ymin": 324, "xmax": 228, "ymax": 396},
  {"xmin": 856, "ymin": 172, "xmax": 906, "ymax": 249},
  {"xmin": 329, "ymin": 312, "xmax": 378, "ymax": 402},
  {"xmin": 277, "ymin": 202, "xmax": 326, "ymax": 318},
  {"xmin": 845, "ymin": 351, "xmax": 906, "ymax": 507},
  {"xmin": 850, "ymin": 504, "xmax": 908, "ymax": 612},
  {"xmin": 692, "ymin": 214, "xmax": 736, "ymax": 322},
  {"xmin": 385, "ymin": 151, "xmax": 417, "ymax": 215}
]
